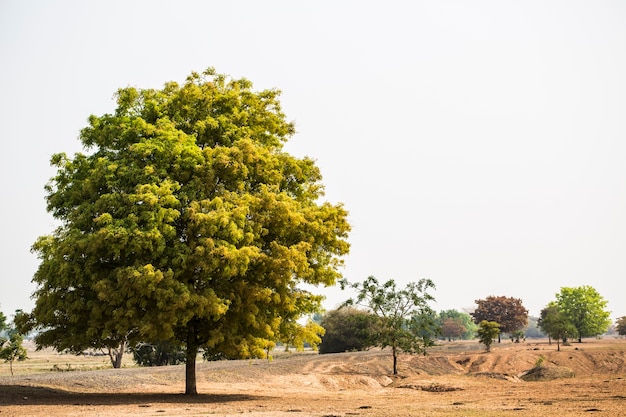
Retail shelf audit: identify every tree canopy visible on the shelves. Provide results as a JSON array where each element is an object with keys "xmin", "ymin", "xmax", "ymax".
[
  {"xmin": 26, "ymin": 68, "xmax": 350, "ymax": 394},
  {"xmin": 470, "ymin": 296, "xmax": 528, "ymax": 342},
  {"xmin": 555, "ymin": 286, "xmax": 611, "ymax": 342},
  {"xmin": 341, "ymin": 276, "xmax": 437, "ymax": 375}
]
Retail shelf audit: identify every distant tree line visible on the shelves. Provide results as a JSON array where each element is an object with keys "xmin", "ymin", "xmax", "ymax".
[
  {"xmin": 5, "ymin": 283, "xmax": 620, "ymax": 373},
  {"xmin": 318, "ymin": 284, "xmax": 615, "ymax": 356}
]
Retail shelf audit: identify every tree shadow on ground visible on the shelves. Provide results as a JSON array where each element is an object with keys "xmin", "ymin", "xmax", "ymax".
[{"xmin": 0, "ymin": 384, "xmax": 267, "ymax": 406}]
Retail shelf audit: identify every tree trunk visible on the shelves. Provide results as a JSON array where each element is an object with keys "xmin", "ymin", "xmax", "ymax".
[
  {"xmin": 392, "ymin": 345, "xmax": 398, "ymax": 375},
  {"xmin": 9, "ymin": 359, "xmax": 13, "ymax": 376},
  {"xmin": 112, "ymin": 351, "xmax": 122, "ymax": 368},
  {"xmin": 107, "ymin": 340, "xmax": 125, "ymax": 369},
  {"xmin": 185, "ymin": 345, "xmax": 198, "ymax": 395},
  {"xmin": 185, "ymin": 324, "xmax": 199, "ymax": 395}
]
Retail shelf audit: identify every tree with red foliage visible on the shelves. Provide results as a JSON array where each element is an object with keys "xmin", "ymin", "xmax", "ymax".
[{"xmin": 470, "ymin": 296, "xmax": 528, "ymax": 342}]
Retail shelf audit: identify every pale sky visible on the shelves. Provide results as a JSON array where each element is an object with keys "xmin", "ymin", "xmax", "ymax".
[{"xmin": 1, "ymin": 1, "xmax": 625, "ymax": 323}]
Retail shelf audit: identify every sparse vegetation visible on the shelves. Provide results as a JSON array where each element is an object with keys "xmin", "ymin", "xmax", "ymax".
[{"xmin": 534, "ymin": 355, "xmax": 545, "ymax": 368}]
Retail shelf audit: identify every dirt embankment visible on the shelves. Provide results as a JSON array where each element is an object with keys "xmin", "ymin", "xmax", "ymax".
[{"xmin": 1, "ymin": 338, "xmax": 625, "ymax": 417}]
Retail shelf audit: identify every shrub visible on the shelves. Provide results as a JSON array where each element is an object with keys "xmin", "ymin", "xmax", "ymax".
[
  {"xmin": 131, "ymin": 342, "xmax": 185, "ymax": 366},
  {"xmin": 319, "ymin": 308, "xmax": 376, "ymax": 354}
]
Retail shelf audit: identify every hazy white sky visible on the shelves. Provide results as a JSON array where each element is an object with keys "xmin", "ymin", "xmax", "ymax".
[{"xmin": 1, "ymin": 1, "xmax": 625, "ymax": 322}]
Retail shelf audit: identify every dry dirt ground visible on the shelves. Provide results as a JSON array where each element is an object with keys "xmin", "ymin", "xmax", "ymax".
[{"xmin": 1, "ymin": 338, "xmax": 625, "ymax": 417}]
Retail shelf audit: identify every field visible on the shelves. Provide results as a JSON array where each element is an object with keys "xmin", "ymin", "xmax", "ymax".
[{"xmin": 1, "ymin": 338, "xmax": 625, "ymax": 416}]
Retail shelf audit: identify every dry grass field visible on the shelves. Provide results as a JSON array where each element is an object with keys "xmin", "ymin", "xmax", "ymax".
[{"xmin": 1, "ymin": 338, "xmax": 625, "ymax": 416}]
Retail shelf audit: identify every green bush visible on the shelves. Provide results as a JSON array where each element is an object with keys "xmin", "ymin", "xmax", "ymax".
[
  {"xmin": 319, "ymin": 308, "xmax": 376, "ymax": 354},
  {"xmin": 131, "ymin": 342, "xmax": 185, "ymax": 366}
]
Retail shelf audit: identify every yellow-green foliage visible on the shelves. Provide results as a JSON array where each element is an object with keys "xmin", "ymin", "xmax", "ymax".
[{"xmin": 28, "ymin": 68, "xmax": 350, "ymax": 394}]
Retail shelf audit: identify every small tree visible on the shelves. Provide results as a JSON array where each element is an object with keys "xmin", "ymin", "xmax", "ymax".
[
  {"xmin": 341, "ymin": 276, "xmax": 437, "ymax": 375},
  {"xmin": 0, "ymin": 333, "xmax": 28, "ymax": 376},
  {"xmin": 616, "ymin": 316, "xmax": 626, "ymax": 337},
  {"xmin": 476, "ymin": 320, "xmax": 500, "ymax": 352},
  {"xmin": 319, "ymin": 308, "xmax": 377, "ymax": 354},
  {"xmin": 537, "ymin": 304, "xmax": 576, "ymax": 351}
]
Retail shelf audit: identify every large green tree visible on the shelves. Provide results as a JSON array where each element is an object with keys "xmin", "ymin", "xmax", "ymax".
[
  {"xmin": 27, "ymin": 68, "xmax": 350, "ymax": 394},
  {"xmin": 470, "ymin": 296, "xmax": 528, "ymax": 342},
  {"xmin": 341, "ymin": 276, "xmax": 437, "ymax": 375},
  {"xmin": 555, "ymin": 286, "xmax": 611, "ymax": 342}
]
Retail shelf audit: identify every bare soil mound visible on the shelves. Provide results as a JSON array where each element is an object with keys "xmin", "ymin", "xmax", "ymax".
[{"xmin": 520, "ymin": 364, "xmax": 576, "ymax": 381}]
